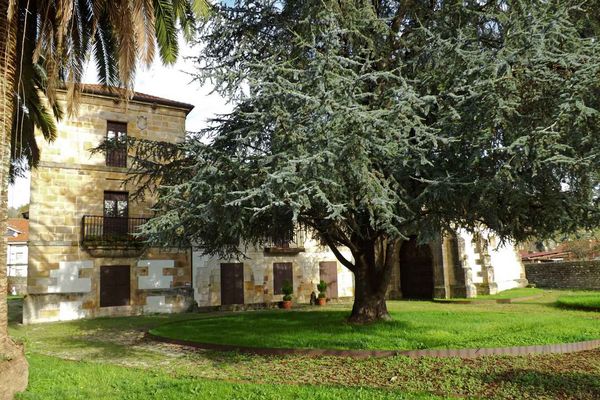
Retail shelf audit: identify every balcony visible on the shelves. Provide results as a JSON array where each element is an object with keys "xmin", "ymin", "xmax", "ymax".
[
  {"xmin": 263, "ymin": 230, "xmax": 306, "ymax": 254},
  {"xmin": 81, "ymin": 215, "xmax": 148, "ymax": 251}
]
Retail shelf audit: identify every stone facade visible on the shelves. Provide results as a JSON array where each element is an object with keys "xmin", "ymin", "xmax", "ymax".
[
  {"xmin": 388, "ymin": 230, "xmax": 526, "ymax": 300},
  {"xmin": 193, "ymin": 237, "xmax": 355, "ymax": 307},
  {"xmin": 525, "ymin": 261, "xmax": 600, "ymax": 290},
  {"xmin": 455, "ymin": 229, "xmax": 528, "ymax": 296},
  {"xmin": 194, "ymin": 228, "xmax": 527, "ymax": 307},
  {"xmin": 24, "ymin": 88, "xmax": 194, "ymax": 324}
]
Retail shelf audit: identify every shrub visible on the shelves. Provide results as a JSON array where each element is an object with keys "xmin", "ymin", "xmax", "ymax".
[
  {"xmin": 282, "ymin": 281, "xmax": 293, "ymax": 302},
  {"xmin": 317, "ymin": 280, "xmax": 327, "ymax": 299}
]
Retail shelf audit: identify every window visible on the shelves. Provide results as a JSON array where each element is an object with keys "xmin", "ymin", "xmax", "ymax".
[
  {"xmin": 273, "ymin": 262, "xmax": 293, "ymax": 295},
  {"xmin": 106, "ymin": 121, "xmax": 127, "ymax": 167},
  {"xmin": 104, "ymin": 191, "xmax": 128, "ymax": 236},
  {"xmin": 104, "ymin": 191, "xmax": 128, "ymax": 217}
]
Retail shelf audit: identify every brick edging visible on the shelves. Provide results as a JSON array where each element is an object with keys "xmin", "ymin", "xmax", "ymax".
[
  {"xmin": 146, "ymin": 332, "xmax": 600, "ymax": 359},
  {"xmin": 433, "ymin": 294, "xmax": 545, "ymax": 305}
]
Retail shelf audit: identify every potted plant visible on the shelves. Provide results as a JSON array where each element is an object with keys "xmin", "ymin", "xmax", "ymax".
[
  {"xmin": 317, "ymin": 280, "xmax": 327, "ymax": 306},
  {"xmin": 281, "ymin": 281, "xmax": 293, "ymax": 309}
]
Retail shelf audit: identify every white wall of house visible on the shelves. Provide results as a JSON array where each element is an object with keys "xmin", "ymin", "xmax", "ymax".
[
  {"xmin": 486, "ymin": 236, "xmax": 527, "ymax": 292},
  {"xmin": 7, "ymin": 242, "xmax": 28, "ymax": 277},
  {"xmin": 457, "ymin": 229, "xmax": 527, "ymax": 295}
]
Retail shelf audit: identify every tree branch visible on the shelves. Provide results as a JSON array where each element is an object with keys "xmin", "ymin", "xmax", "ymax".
[{"xmin": 323, "ymin": 234, "xmax": 356, "ymax": 273}]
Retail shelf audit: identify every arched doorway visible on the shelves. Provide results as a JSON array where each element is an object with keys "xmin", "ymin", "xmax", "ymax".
[{"xmin": 399, "ymin": 237, "xmax": 434, "ymax": 299}]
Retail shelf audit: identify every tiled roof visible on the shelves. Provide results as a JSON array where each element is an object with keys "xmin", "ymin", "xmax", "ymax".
[
  {"xmin": 7, "ymin": 218, "xmax": 28, "ymax": 242},
  {"xmin": 67, "ymin": 84, "xmax": 195, "ymax": 114},
  {"xmin": 520, "ymin": 249, "xmax": 571, "ymax": 261}
]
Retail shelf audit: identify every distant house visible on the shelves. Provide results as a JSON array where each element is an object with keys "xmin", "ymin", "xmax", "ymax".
[
  {"xmin": 520, "ymin": 249, "xmax": 573, "ymax": 263},
  {"xmin": 6, "ymin": 218, "xmax": 28, "ymax": 295}
]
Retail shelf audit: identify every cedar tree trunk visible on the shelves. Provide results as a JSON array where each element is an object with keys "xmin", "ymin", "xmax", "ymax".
[{"xmin": 346, "ymin": 237, "xmax": 398, "ymax": 324}]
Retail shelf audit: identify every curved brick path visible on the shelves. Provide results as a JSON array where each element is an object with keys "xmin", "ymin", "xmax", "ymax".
[{"xmin": 147, "ymin": 332, "xmax": 600, "ymax": 359}]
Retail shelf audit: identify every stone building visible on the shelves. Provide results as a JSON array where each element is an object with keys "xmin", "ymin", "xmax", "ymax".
[
  {"xmin": 193, "ymin": 233, "xmax": 355, "ymax": 308},
  {"xmin": 20, "ymin": 85, "xmax": 526, "ymax": 320},
  {"xmin": 388, "ymin": 229, "xmax": 528, "ymax": 300},
  {"xmin": 24, "ymin": 85, "xmax": 194, "ymax": 324},
  {"xmin": 193, "ymin": 228, "xmax": 527, "ymax": 307}
]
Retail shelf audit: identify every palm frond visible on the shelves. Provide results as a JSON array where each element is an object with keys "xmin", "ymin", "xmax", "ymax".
[{"xmin": 154, "ymin": 0, "xmax": 179, "ymax": 64}]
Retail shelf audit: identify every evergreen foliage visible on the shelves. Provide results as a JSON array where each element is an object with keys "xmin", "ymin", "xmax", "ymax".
[{"xmin": 125, "ymin": 0, "xmax": 600, "ymax": 322}]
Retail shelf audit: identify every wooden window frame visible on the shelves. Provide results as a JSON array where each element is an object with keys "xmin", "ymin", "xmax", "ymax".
[{"xmin": 106, "ymin": 121, "xmax": 127, "ymax": 167}]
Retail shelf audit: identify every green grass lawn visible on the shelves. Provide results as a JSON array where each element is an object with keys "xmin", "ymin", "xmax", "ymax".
[
  {"xmin": 556, "ymin": 291, "xmax": 600, "ymax": 311},
  {"xmin": 435, "ymin": 287, "xmax": 546, "ymax": 303},
  {"xmin": 8, "ymin": 292, "xmax": 600, "ymax": 400},
  {"xmin": 18, "ymin": 354, "xmax": 436, "ymax": 400},
  {"xmin": 476, "ymin": 287, "xmax": 545, "ymax": 300},
  {"xmin": 150, "ymin": 299, "xmax": 600, "ymax": 351}
]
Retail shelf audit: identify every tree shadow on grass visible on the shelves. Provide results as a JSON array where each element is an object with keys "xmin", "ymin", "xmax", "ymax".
[
  {"xmin": 41, "ymin": 335, "xmax": 154, "ymax": 362},
  {"xmin": 149, "ymin": 309, "xmax": 424, "ymax": 352},
  {"xmin": 481, "ymin": 369, "xmax": 600, "ymax": 399},
  {"xmin": 7, "ymin": 298, "xmax": 23, "ymax": 324}
]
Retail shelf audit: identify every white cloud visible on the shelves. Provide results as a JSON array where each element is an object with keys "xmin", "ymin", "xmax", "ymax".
[
  {"xmin": 8, "ymin": 172, "xmax": 29, "ymax": 208},
  {"xmin": 84, "ymin": 37, "xmax": 231, "ymax": 131}
]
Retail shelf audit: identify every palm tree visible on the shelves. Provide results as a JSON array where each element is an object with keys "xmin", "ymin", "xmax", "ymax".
[{"xmin": 0, "ymin": 0, "xmax": 209, "ymax": 391}]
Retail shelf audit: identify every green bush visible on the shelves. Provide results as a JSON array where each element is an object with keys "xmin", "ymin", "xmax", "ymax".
[
  {"xmin": 317, "ymin": 280, "xmax": 327, "ymax": 298},
  {"xmin": 282, "ymin": 281, "xmax": 293, "ymax": 302}
]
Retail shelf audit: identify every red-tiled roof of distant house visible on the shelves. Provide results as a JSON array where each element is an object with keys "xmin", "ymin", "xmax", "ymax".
[
  {"xmin": 7, "ymin": 218, "xmax": 28, "ymax": 242},
  {"xmin": 62, "ymin": 84, "xmax": 195, "ymax": 114},
  {"xmin": 520, "ymin": 249, "xmax": 572, "ymax": 262}
]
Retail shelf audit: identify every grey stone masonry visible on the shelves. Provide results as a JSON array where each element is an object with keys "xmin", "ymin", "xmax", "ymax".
[{"xmin": 525, "ymin": 261, "xmax": 600, "ymax": 290}]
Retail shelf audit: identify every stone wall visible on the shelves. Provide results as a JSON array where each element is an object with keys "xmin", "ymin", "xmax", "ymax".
[
  {"xmin": 525, "ymin": 261, "xmax": 600, "ymax": 290},
  {"xmin": 24, "ymin": 251, "xmax": 193, "ymax": 324},
  {"xmin": 26, "ymin": 90, "xmax": 193, "ymax": 324},
  {"xmin": 193, "ymin": 238, "xmax": 354, "ymax": 307}
]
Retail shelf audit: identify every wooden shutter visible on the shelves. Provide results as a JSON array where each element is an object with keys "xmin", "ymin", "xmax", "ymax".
[
  {"xmin": 220, "ymin": 263, "xmax": 244, "ymax": 305},
  {"xmin": 319, "ymin": 261, "xmax": 338, "ymax": 299},
  {"xmin": 100, "ymin": 265, "xmax": 131, "ymax": 307},
  {"xmin": 273, "ymin": 262, "xmax": 293, "ymax": 295}
]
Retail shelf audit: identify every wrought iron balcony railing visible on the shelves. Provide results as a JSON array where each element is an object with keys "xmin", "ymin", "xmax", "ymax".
[
  {"xmin": 81, "ymin": 215, "xmax": 149, "ymax": 246},
  {"xmin": 263, "ymin": 230, "xmax": 306, "ymax": 254}
]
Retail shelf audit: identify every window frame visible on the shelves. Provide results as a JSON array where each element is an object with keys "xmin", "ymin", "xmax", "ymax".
[{"xmin": 106, "ymin": 121, "xmax": 128, "ymax": 167}]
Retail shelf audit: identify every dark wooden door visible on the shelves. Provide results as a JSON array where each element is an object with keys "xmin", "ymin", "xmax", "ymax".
[
  {"xmin": 273, "ymin": 262, "xmax": 293, "ymax": 295},
  {"xmin": 100, "ymin": 265, "xmax": 130, "ymax": 307},
  {"xmin": 319, "ymin": 261, "xmax": 338, "ymax": 299},
  {"xmin": 399, "ymin": 237, "xmax": 434, "ymax": 299},
  {"xmin": 104, "ymin": 191, "xmax": 128, "ymax": 237},
  {"xmin": 220, "ymin": 263, "xmax": 244, "ymax": 305}
]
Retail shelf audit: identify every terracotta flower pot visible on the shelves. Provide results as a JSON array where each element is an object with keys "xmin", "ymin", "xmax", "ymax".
[
  {"xmin": 282, "ymin": 300, "xmax": 292, "ymax": 309},
  {"xmin": 317, "ymin": 297, "xmax": 326, "ymax": 306}
]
